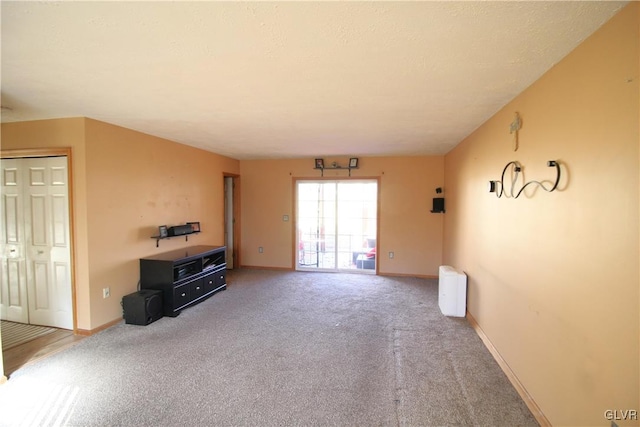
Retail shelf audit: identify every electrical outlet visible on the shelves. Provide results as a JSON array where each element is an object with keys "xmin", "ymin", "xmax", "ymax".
[
  {"xmin": 389, "ymin": 251, "xmax": 394, "ymax": 259},
  {"xmin": 258, "ymin": 247, "xmax": 263, "ymax": 253},
  {"xmin": 103, "ymin": 287, "xmax": 110, "ymax": 298}
]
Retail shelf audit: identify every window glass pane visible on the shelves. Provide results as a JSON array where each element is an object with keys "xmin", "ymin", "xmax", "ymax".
[{"xmin": 297, "ymin": 180, "xmax": 376, "ymax": 273}]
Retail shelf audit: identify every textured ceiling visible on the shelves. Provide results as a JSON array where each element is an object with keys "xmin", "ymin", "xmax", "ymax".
[{"xmin": 0, "ymin": 1, "xmax": 627, "ymax": 160}]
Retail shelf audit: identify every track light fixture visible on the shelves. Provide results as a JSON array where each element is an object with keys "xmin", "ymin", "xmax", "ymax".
[{"xmin": 314, "ymin": 157, "xmax": 359, "ymax": 176}]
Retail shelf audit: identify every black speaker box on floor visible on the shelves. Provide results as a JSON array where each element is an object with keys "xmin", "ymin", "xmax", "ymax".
[{"xmin": 122, "ymin": 289, "xmax": 163, "ymax": 325}]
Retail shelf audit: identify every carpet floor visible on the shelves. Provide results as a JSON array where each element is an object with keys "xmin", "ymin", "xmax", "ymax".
[
  {"xmin": 0, "ymin": 269, "xmax": 537, "ymax": 426},
  {"xmin": 1, "ymin": 321, "xmax": 56, "ymax": 350}
]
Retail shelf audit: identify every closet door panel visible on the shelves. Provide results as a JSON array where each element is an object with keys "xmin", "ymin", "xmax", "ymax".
[{"xmin": 0, "ymin": 159, "xmax": 28, "ymax": 323}]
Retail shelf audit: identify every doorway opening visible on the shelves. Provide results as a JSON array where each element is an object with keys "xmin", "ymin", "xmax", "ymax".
[
  {"xmin": 224, "ymin": 174, "xmax": 240, "ymax": 269},
  {"xmin": 296, "ymin": 179, "xmax": 378, "ymax": 273}
]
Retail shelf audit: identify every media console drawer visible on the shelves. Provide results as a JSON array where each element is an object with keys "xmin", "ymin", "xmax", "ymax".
[
  {"xmin": 203, "ymin": 270, "xmax": 226, "ymax": 293},
  {"xmin": 140, "ymin": 245, "xmax": 226, "ymax": 316},
  {"xmin": 191, "ymin": 278, "xmax": 206, "ymax": 299},
  {"xmin": 174, "ymin": 282, "xmax": 191, "ymax": 309}
]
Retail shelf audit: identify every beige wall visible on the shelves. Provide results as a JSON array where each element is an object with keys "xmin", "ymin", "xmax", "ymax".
[
  {"xmin": 1, "ymin": 118, "xmax": 92, "ymax": 328},
  {"xmin": 84, "ymin": 119, "xmax": 239, "ymax": 328},
  {"xmin": 443, "ymin": 4, "xmax": 639, "ymax": 426},
  {"xmin": 1, "ymin": 118, "xmax": 240, "ymax": 330},
  {"xmin": 239, "ymin": 156, "xmax": 444, "ymax": 276}
]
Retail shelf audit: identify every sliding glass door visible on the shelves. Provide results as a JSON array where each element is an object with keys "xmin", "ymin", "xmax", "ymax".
[{"xmin": 296, "ymin": 180, "xmax": 377, "ymax": 272}]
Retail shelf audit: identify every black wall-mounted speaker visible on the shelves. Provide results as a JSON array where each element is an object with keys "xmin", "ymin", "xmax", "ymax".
[
  {"xmin": 431, "ymin": 197, "xmax": 445, "ymax": 213},
  {"xmin": 122, "ymin": 289, "xmax": 163, "ymax": 325},
  {"xmin": 168, "ymin": 225, "xmax": 192, "ymax": 237}
]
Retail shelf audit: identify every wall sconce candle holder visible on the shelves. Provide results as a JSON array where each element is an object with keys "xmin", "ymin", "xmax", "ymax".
[
  {"xmin": 431, "ymin": 187, "xmax": 445, "ymax": 213},
  {"xmin": 488, "ymin": 160, "xmax": 561, "ymax": 198}
]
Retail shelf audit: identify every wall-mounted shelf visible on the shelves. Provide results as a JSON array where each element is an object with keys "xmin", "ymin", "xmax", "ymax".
[
  {"xmin": 151, "ymin": 232, "xmax": 199, "ymax": 248},
  {"xmin": 430, "ymin": 197, "xmax": 445, "ymax": 213},
  {"xmin": 151, "ymin": 223, "xmax": 201, "ymax": 247}
]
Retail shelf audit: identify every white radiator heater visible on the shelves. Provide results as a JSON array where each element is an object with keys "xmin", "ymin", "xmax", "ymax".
[{"xmin": 438, "ymin": 265, "xmax": 467, "ymax": 317}]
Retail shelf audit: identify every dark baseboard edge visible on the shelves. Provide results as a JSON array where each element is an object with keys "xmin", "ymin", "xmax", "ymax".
[
  {"xmin": 75, "ymin": 317, "xmax": 122, "ymax": 336},
  {"xmin": 466, "ymin": 310, "xmax": 551, "ymax": 427},
  {"xmin": 378, "ymin": 272, "xmax": 438, "ymax": 279}
]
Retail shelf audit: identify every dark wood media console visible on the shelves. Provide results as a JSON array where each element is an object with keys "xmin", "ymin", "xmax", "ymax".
[{"xmin": 140, "ymin": 245, "xmax": 226, "ymax": 317}]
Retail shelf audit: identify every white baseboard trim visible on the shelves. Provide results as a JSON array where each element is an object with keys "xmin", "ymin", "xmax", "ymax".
[{"xmin": 466, "ymin": 310, "xmax": 551, "ymax": 427}]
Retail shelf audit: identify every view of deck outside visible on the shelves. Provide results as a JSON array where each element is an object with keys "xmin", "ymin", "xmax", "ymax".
[{"xmin": 297, "ymin": 180, "xmax": 377, "ymax": 272}]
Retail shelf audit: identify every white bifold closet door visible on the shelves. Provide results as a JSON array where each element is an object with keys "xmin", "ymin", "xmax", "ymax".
[{"xmin": 0, "ymin": 156, "xmax": 73, "ymax": 329}]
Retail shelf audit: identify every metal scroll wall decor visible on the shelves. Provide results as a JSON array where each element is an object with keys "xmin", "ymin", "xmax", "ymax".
[{"xmin": 488, "ymin": 160, "xmax": 561, "ymax": 198}]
